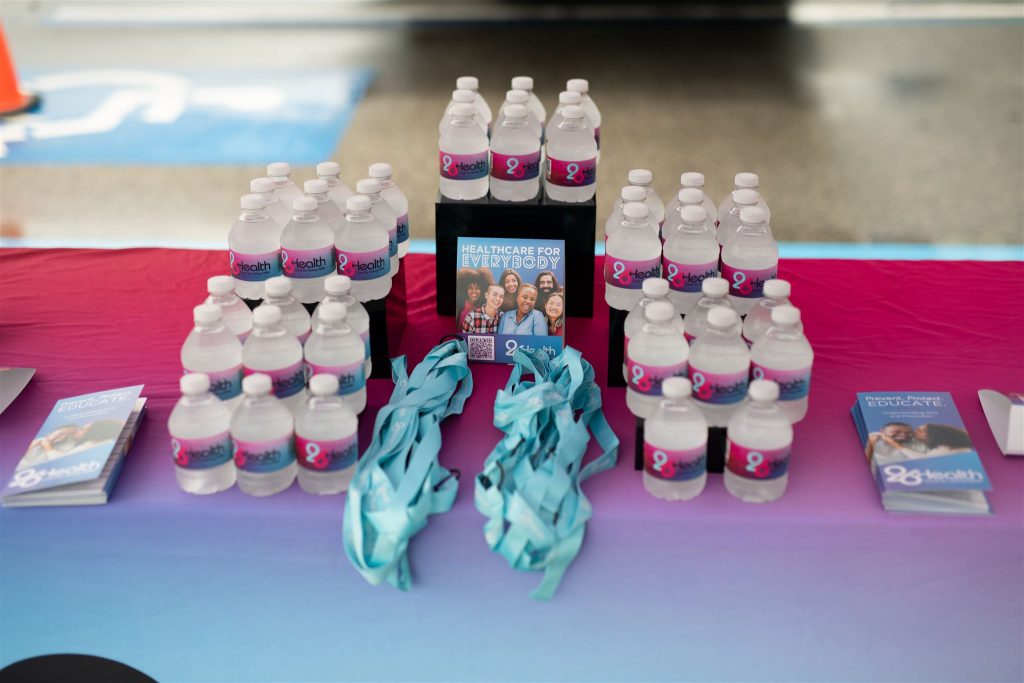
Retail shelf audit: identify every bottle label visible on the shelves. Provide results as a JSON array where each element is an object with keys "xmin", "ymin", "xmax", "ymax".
[
  {"xmin": 230, "ymin": 249, "xmax": 281, "ymax": 282},
  {"xmin": 281, "ymin": 246, "xmax": 335, "ymax": 280},
  {"xmin": 751, "ymin": 363, "xmax": 812, "ymax": 401},
  {"xmin": 546, "ymin": 156, "xmax": 597, "ymax": 187},
  {"xmin": 439, "ymin": 150, "xmax": 488, "ymax": 180},
  {"xmin": 688, "ymin": 366, "xmax": 748, "ymax": 405},
  {"xmin": 643, "ymin": 442, "xmax": 707, "ymax": 481},
  {"xmin": 295, "ymin": 433, "xmax": 358, "ymax": 472},
  {"xmin": 626, "ymin": 358, "xmax": 687, "ymax": 396},
  {"xmin": 336, "ymin": 247, "xmax": 389, "ymax": 281},
  {"xmin": 232, "ymin": 435, "xmax": 296, "ymax": 473},
  {"xmin": 491, "ymin": 150, "xmax": 541, "ymax": 181},
  {"xmin": 185, "ymin": 366, "xmax": 242, "ymax": 402},
  {"xmin": 720, "ymin": 263, "xmax": 778, "ymax": 299},
  {"xmin": 172, "ymin": 431, "xmax": 233, "ymax": 470},
  {"xmin": 726, "ymin": 440, "xmax": 790, "ymax": 480},
  {"xmin": 664, "ymin": 258, "xmax": 718, "ymax": 293},
  {"xmin": 604, "ymin": 256, "xmax": 661, "ymax": 290},
  {"xmin": 304, "ymin": 359, "xmax": 366, "ymax": 396},
  {"xmin": 396, "ymin": 212, "xmax": 409, "ymax": 245},
  {"xmin": 244, "ymin": 361, "xmax": 305, "ymax": 399}
]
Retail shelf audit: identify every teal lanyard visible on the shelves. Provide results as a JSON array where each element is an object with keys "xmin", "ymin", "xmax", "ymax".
[
  {"xmin": 474, "ymin": 346, "xmax": 619, "ymax": 600},
  {"xmin": 343, "ymin": 339, "xmax": 473, "ymax": 591}
]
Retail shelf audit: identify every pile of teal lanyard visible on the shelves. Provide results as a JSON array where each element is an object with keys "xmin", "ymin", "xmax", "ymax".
[
  {"xmin": 475, "ymin": 346, "xmax": 619, "ymax": 600},
  {"xmin": 343, "ymin": 339, "xmax": 473, "ymax": 591}
]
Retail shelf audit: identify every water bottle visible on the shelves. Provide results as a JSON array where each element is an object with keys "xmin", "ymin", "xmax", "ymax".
[
  {"xmin": 544, "ymin": 105, "xmax": 597, "ymax": 203},
  {"xmin": 721, "ymin": 206, "xmax": 779, "ymax": 316},
  {"xmin": 742, "ymin": 279, "xmax": 792, "ymax": 345},
  {"xmin": 229, "ymin": 193, "xmax": 281, "ymax": 301},
  {"xmin": 626, "ymin": 301, "xmax": 689, "ymax": 419},
  {"xmin": 231, "ymin": 373, "xmax": 297, "ymax": 497},
  {"xmin": 604, "ymin": 186, "xmax": 648, "ymax": 241},
  {"xmin": 266, "ymin": 162, "xmax": 304, "ymax": 207},
  {"xmin": 439, "ymin": 89, "xmax": 488, "ymax": 136},
  {"xmin": 206, "ymin": 275, "xmax": 253, "ymax": 341},
  {"xmin": 243, "ymin": 305, "xmax": 307, "ymax": 413},
  {"xmin": 662, "ymin": 206, "xmax": 720, "ymax": 315},
  {"xmin": 663, "ymin": 188, "xmax": 717, "ymax": 239},
  {"xmin": 356, "ymin": 178, "xmax": 399, "ymax": 276},
  {"xmin": 280, "ymin": 197, "xmax": 335, "ymax": 305},
  {"xmin": 510, "ymin": 76, "xmax": 546, "ymax": 129},
  {"xmin": 643, "ymin": 377, "xmax": 708, "ymax": 501},
  {"xmin": 496, "ymin": 90, "xmax": 543, "ymax": 141},
  {"xmin": 628, "ymin": 169, "xmax": 665, "ymax": 229},
  {"xmin": 304, "ymin": 178, "xmax": 344, "ymax": 236},
  {"xmin": 622, "ymin": 278, "xmax": 683, "ymax": 381},
  {"xmin": 666, "ymin": 172, "xmax": 717, "ymax": 227},
  {"xmin": 605, "ymin": 202, "xmax": 662, "ymax": 311},
  {"xmin": 688, "ymin": 307, "xmax": 750, "ymax": 427},
  {"xmin": 181, "ymin": 304, "xmax": 244, "ymax": 410},
  {"xmin": 544, "ymin": 90, "xmax": 588, "ymax": 142},
  {"xmin": 369, "ymin": 162, "xmax": 410, "ymax": 258},
  {"xmin": 259, "ymin": 276, "xmax": 312, "ymax": 344},
  {"xmin": 717, "ymin": 172, "xmax": 764, "ymax": 224},
  {"xmin": 489, "ymin": 104, "xmax": 542, "ymax": 202},
  {"xmin": 249, "ymin": 177, "xmax": 291, "ymax": 228},
  {"xmin": 295, "ymin": 374, "xmax": 359, "ymax": 495},
  {"xmin": 751, "ymin": 305, "xmax": 813, "ymax": 424},
  {"xmin": 681, "ymin": 277, "xmax": 737, "ymax": 343},
  {"xmin": 718, "ymin": 189, "xmax": 768, "ymax": 247},
  {"xmin": 439, "ymin": 103, "xmax": 489, "ymax": 201},
  {"xmin": 314, "ymin": 161, "xmax": 354, "ymax": 211},
  {"xmin": 456, "ymin": 75, "xmax": 493, "ymax": 133},
  {"xmin": 336, "ymin": 195, "xmax": 392, "ymax": 301},
  {"xmin": 566, "ymin": 78, "xmax": 601, "ymax": 155},
  {"xmin": 304, "ymin": 301, "xmax": 367, "ymax": 415},
  {"xmin": 724, "ymin": 379, "xmax": 793, "ymax": 503},
  {"xmin": 313, "ymin": 274, "xmax": 372, "ymax": 377},
  {"xmin": 170, "ymin": 373, "xmax": 236, "ymax": 495}
]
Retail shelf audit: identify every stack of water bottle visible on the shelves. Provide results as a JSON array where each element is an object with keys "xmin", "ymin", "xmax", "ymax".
[
  {"xmin": 605, "ymin": 169, "xmax": 814, "ymax": 504},
  {"xmin": 438, "ymin": 75, "xmax": 601, "ymax": 203}
]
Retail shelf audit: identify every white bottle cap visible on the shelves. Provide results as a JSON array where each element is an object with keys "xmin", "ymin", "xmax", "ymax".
[
  {"xmin": 316, "ymin": 161, "xmax": 340, "ymax": 176},
  {"xmin": 253, "ymin": 305, "xmax": 282, "ymax": 326},
  {"xmin": 732, "ymin": 188, "xmax": 760, "ymax": 205},
  {"xmin": 356, "ymin": 178, "xmax": 380, "ymax": 194},
  {"xmin": 560, "ymin": 105, "xmax": 585, "ymax": 120},
  {"xmin": 267, "ymin": 162, "xmax": 291, "ymax": 177},
  {"xmin": 504, "ymin": 103, "xmax": 528, "ymax": 119},
  {"xmin": 566, "ymin": 78, "xmax": 589, "ymax": 93},
  {"xmin": 368, "ymin": 162, "xmax": 392, "ymax": 179},
  {"xmin": 707, "ymin": 306, "xmax": 739, "ymax": 329},
  {"xmin": 505, "ymin": 89, "xmax": 529, "ymax": 104},
  {"xmin": 749, "ymin": 378, "xmax": 780, "ymax": 402},
  {"xmin": 735, "ymin": 172, "xmax": 759, "ymax": 188},
  {"xmin": 304, "ymin": 179, "xmax": 328, "ymax": 194},
  {"xmin": 628, "ymin": 169, "xmax": 653, "ymax": 185},
  {"xmin": 621, "ymin": 186, "xmax": 646, "ymax": 202},
  {"xmin": 452, "ymin": 89, "xmax": 476, "ymax": 103},
  {"xmin": 241, "ymin": 193, "xmax": 266, "ymax": 209},
  {"xmin": 558, "ymin": 90, "xmax": 582, "ymax": 105},
  {"xmin": 681, "ymin": 172, "xmax": 705, "ymax": 187},
  {"xmin": 318, "ymin": 301, "xmax": 348, "ymax": 322},
  {"xmin": 324, "ymin": 274, "xmax": 352, "ymax": 295},
  {"xmin": 250, "ymin": 177, "xmax": 275, "ymax": 193},
  {"xmin": 679, "ymin": 188, "xmax": 704, "ymax": 204},
  {"xmin": 264, "ymin": 276, "xmax": 292, "ymax": 297},
  {"xmin": 644, "ymin": 301, "xmax": 675, "ymax": 323},
  {"xmin": 642, "ymin": 278, "xmax": 670, "ymax": 297},
  {"xmin": 451, "ymin": 103, "xmax": 476, "ymax": 118},
  {"xmin": 456, "ymin": 76, "xmax": 479, "ymax": 91},
  {"xmin": 309, "ymin": 373, "xmax": 340, "ymax": 397},
  {"xmin": 207, "ymin": 275, "xmax": 234, "ymax": 296},
  {"xmin": 346, "ymin": 195, "xmax": 372, "ymax": 212},
  {"xmin": 243, "ymin": 373, "xmax": 273, "ymax": 397},
  {"xmin": 764, "ymin": 279, "xmax": 791, "ymax": 299},
  {"xmin": 662, "ymin": 377, "xmax": 692, "ymax": 400},
  {"xmin": 740, "ymin": 206, "xmax": 767, "ymax": 224},
  {"xmin": 180, "ymin": 373, "xmax": 210, "ymax": 396},
  {"xmin": 771, "ymin": 304, "xmax": 801, "ymax": 326},
  {"xmin": 293, "ymin": 196, "xmax": 318, "ymax": 212},
  {"xmin": 511, "ymin": 76, "xmax": 534, "ymax": 91},
  {"xmin": 194, "ymin": 303, "xmax": 222, "ymax": 324},
  {"xmin": 681, "ymin": 205, "xmax": 707, "ymax": 223},
  {"xmin": 702, "ymin": 277, "xmax": 729, "ymax": 297},
  {"xmin": 623, "ymin": 202, "xmax": 649, "ymax": 219}
]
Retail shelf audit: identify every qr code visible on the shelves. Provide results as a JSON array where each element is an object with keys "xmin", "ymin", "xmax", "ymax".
[{"xmin": 468, "ymin": 335, "xmax": 495, "ymax": 361}]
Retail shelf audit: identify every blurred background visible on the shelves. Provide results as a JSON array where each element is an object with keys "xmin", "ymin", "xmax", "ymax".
[{"xmin": 1, "ymin": 0, "xmax": 1022, "ymax": 254}]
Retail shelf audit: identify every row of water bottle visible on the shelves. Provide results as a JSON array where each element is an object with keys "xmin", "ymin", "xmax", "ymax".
[
  {"xmin": 439, "ymin": 75, "xmax": 602, "ymax": 203},
  {"xmin": 230, "ymin": 161, "xmax": 409, "ymax": 304}
]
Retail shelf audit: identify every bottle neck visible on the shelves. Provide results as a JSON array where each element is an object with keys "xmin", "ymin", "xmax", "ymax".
[
  {"xmin": 641, "ymin": 319, "xmax": 677, "ymax": 335},
  {"xmin": 345, "ymin": 210, "xmax": 373, "ymax": 224},
  {"xmin": 271, "ymin": 177, "xmax": 293, "ymax": 188},
  {"xmin": 679, "ymin": 220, "xmax": 708, "ymax": 235},
  {"xmin": 264, "ymin": 294, "xmax": 294, "ymax": 307},
  {"xmin": 502, "ymin": 117, "xmax": 529, "ymax": 129},
  {"xmin": 308, "ymin": 192, "xmax": 330, "ymax": 204},
  {"xmin": 737, "ymin": 221, "xmax": 768, "ymax": 237},
  {"xmin": 450, "ymin": 115, "xmax": 476, "ymax": 127},
  {"xmin": 241, "ymin": 208, "xmax": 270, "ymax": 221},
  {"xmin": 360, "ymin": 191, "xmax": 382, "ymax": 203},
  {"xmin": 252, "ymin": 323, "xmax": 288, "ymax": 339},
  {"xmin": 622, "ymin": 216, "xmax": 651, "ymax": 232},
  {"xmin": 243, "ymin": 393, "xmax": 276, "ymax": 408},
  {"xmin": 292, "ymin": 209, "xmax": 319, "ymax": 223},
  {"xmin": 765, "ymin": 322, "xmax": 802, "ymax": 340},
  {"xmin": 747, "ymin": 397, "xmax": 778, "ymax": 414},
  {"xmin": 308, "ymin": 394, "xmax": 344, "ymax": 410},
  {"xmin": 194, "ymin": 321, "xmax": 227, "ymax": 334},
  {"xmin": 181, "ymin": 392, "xmax": 218, "ymax": 408},
  {"xmin": 375, "ymin": 177, "xmax": 394, "ymax": 189},
  {"xmin": 314, "ymin": 319, "xmax": 353, "ymax": 336},
  {"xmin": 318, "ymin": 173, "xmax": 343, "ymax": 187},
  {"xmin": 558, "ymin": 119, "xmax": 585, "ymax": 131}
]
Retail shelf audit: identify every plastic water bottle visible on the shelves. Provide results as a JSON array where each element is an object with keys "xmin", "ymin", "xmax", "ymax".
[
  {"xmin": 688, "ymin": 307, "xmax": 750, "ymax": 427},
  {"xmin": 206, "ymin": 275, "xmax": 253, "ymax": 341},
  {"xmin": 544, "ymin": 105, "xmax": 597, "ymax": 203},
  {"xmin": 231, "ymin": 373, "xmax": 296, "ymax": 497},
  {"xmin": 743, "ymin": 279, "xmax": 792, "ymax": 345},
  {"xmin": 622, "ymin": 278, "xmax": 684, "ymax": 381},
  {"xmin": 337, "ymin": 195, "xmax": 392, "ymax": 301},
  {"xmin": 511, "ymin": 76, "xmax": 546, "ymax": 129},
  {"xmin": 628, "ymin": 169, "xmax": 665, "ymax": 229},
  {"xmin": 243, "ymin": 305, "xmax": 307, "ymax": 413},
  {"xmin": 643, "ymin": 377, "xmax": 708, "ymax": 501},
  {"xmin": 439, "ymin": 103, "xmax": 489, "ymax": 201},
  {"xmin": 663, "ymin": 188, "xmax": 718, "ymax": 239},
  {"xmin": 490, "ymin": 104, "xmax": 542, "ymax": 202},
  {"xmin": 566, "ymin": 78, "xmax": 601, "ymax": 155},
  {"xmin": 304, "ymin": 178, "xmax": 344, "ymax": 236},
  {"xmin": 682, "ymin": 277, "xmax": 737, "ymax": 344},
  {"xmin": 249, "ymin": 177, "xmax": 291, "ymax": 228},
  {"xmin": 604, "ymin": 186, "xmax": 649, "ymax": 241},
  {"xmin": 721, "ymin": 207, "xmax": 779, "ymax": 316},
  {"xmin": 662, "ymin": 206, "xmax": 720, "ymax": 315},
  {"xmin": 181, "ymin": 304, "xmax": 244, "ymax": 410},
  {"xmin": 170, "ymin": 373, "xmax": 236, "ymax": 495},
  {"xmin": 313, "ymin": 274, "xmax": 372, "ymax": 377},
  {"xmin": 605, "ymin": 202, "xmax": 662, "ymax": 311},
  {"xmin": 295, "ymin": 374, "xmax": 359, "ymax": 495},
  {"xmin": 281, "ymin": 197, "xmax": 335, "ymax": 305},
  {"xmin": 304, "ymin": 301, "xmax": 367, "ymax": 415},
  {"xmin": 626, "ymin": 301, "xmax": 689, "ymax": 419},
  {"xmin": 666, "ymin": 172, "xmax": 717, "ymax": 227},
  {"xmin": 267, "ymin": 162, "xmax": 304, "ymax": 207},
  {"xmin": 229, "ymin": 193, "xmax": 281, "ymax": 301},
  {"xmin": 316, "ymin": 161, "xmax": 354, "ymax": 209},
  {"xmin": 717, "ymin": 172, "xmax": 766, "ymax": 224},
  {"xmin": 544, "ymin": 90, "xmax": 588, "ymax": 142},
  {"xmin": 725, "ymin": 379, "xmax": 793, "ymax": 503},
  {"xmin": 356, "ymin": 178, "xmax": 399, "ymax": 277},
  {"xmin": 496, "ymin": 90, "xmax": 543, "ymax": 141},
  {"xmin": 369, "ymin": 163, "xmax": 410, "ymax": 258},
  {"xmin": 259, "ymin": 276, "xmax": 312, "ymax": 344},
  {"xmin": 718, "ymin": 189, "xmax": 768, "ymax": 247},
  {"xmin": 751, "ymin": 305, "xmax": 813, "ymax": 423},
  {"xmin": 439, "ymin": 89, "xmax": 488, "ymax": 135},
  {"xmin": 456, "ymin": 76, "xmax": 493, "ymax": 133}
]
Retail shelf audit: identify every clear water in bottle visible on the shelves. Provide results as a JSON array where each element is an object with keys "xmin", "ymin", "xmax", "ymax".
[
  {"xmin": 495, "ymin": 90, "xmax": 543, "ymax": 141},
  {"xmin": 439, "ymin": 89, "xmax": 488, "ymax": 136},
  {"xmin": 626, "ymin": 301, "xmax": 689, "ymax": 419},
  {"xmin": 688, "ymin": 307, "xmax": 750, "ymax": 427},
  {"xmin": 721, "ymin": 206, "xmax": 779, "ymax": 316},
  {"xmin": 628, "ymin": 169, "xmax": 665, "ymax": 228},
  {"xmin": 231, "ymin": 373, "xmax": 297, "ymax": 497},
  {"xmin": 681, "ymin": 277, "xmax": 738, "ymax": 344},
  {"xmin": 643, "ymin": 377, "xmax": 708, "ymax": 501},
  {"xmin": 369, "ymin": 162, "xmax": 410, "ymax": 258},
  {"xmin": 356, "ymin": 178, "xmax": 399, "ymax": 276},
  {"xmin": 751, "ymin": 305, "xmax": 813, "ymax": 423},
  {"xmin": 295, "ymin": 374, "xmax": 359, "ymax": 495},
  {"xmin": 544, "ymin": 90, "xmax": 589, "ymax": 143},
  {"xmin": 304, "ymin": 178, "xmax": 344, "ymax": 236},
  {"xmin": 742, "ymin": 278, "xmax": 792, "ymax": 345},
  {"xmin": 206, "ymin": 275, "xmax": 253, "ymax": 341},
  {"xmin": 717, "ymin": 172, "xmax": 765, "ymax": 224},
  {"xmin": 170, "ymin": 373, "xmax": 236, "ymax": 494},
  {"xmin": 566, "ymin": 78, "xmax": 601, "ymax": 157},
  {"xmin": 663, "ymin": 188, "xmax": 718, "ymax": 239},
  {"xmin": 181, "ymin": 304, "xmax": 244, "ymax": 411},
  {"xmin": 336, "ymin": 195, "xmax": 392, "ymax": 301},
  {"xmin": 439, "ymin": 103, "xmax": 489, "ymax": 200},
  {"xmin": 604, "ymin": 186, "xmax": 649, "ymax": 241},
  {"xmin": 456, "ymin": 76, "xmax": 493, "ymax": 133},
  {"xmin": 229, "ymin": 194, "xmax": 281, "ymax": 301},
  {"xmin": 267, "ymin": 161, "xmax": 304, "ymax": 207},
  {"xmin": 719, "ymin": 188, "xmax": 767, "ymax": 247},
  {"xmin": 280, "ymin": 197, "xmax": 335, "ymax": 305},
  {"xmin": 490, "ymin": 104, "xmax": 542, "ymax": 202},
  {"xmin": 249, "ymin": 177, "xmax": 291, "ymax": 229},
  {"xmin": 622, "ymin": 278, "xmax": 683, "ymax": 381},
  {"xmin": 724, "ymin": 379, "xmax": 793, "ymax": 503},
  {"xmin": 544, "ymin": 105, "xmax": 596, "ymax": 203},
  {"xmin": 304, "ymin": 302, "xmax": 367, "ymax": 415},
  {"xmin": 243, "ymin": 305, "xmax": 307, "ymax": 413},
  {"xmin": 605, "ymin": 202, "xmax": 662, "ymax": 311},
  {"xmin": 259, "ymin": 276, "xmax": 312, "ymax": 344},
  {"xmin": 662, "ymin": 205, "xmax": 720, "ymax": 315},
  {"xmin": 313, "ymin": 274, "xmax": 372, "ymax": 378},
  {"xmin": 315, "ymin": 161, "xmax": 354, "ymax": 210},
  {"xmin": 666, "ymin": 172, "xmax": 717, "ymax": 227},
  {"xmin": 511, "ymin": 76, "xmax": 546, "ymax": 129}
]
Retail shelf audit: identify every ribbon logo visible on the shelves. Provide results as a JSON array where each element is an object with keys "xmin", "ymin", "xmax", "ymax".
[
  {"xmin": 630, "ymin": 364, "xmax": 652, "ymax": 393},
  {"xmin": 732, "ymin": 271, "xmax": 753, "ymax": 295},
  {"xmin": 744, "ymin": 451, "xmax": 772, "ymax": 478},
  {"xmin": 612, "ymin": 261, "xmax": 632, "ymax": 286},
  {"xmin": 337, "ymin": 252, "xmax": 355, "ymax": 277},
  {"xmin": 651, "ymin": 449, "xmax": 677, "ymax": 479},
  {"xmin": 171, "ymin": 438, "xmax": 188, "ymax": 466},
  {"xmin": 233, "ymin": 441, "xmax": 246, "ymax": 468},
  {"xmin": 281, "ymin": 250, "xmax": 295, "ymax": 275},
  {"xmin": 229, "ymin": 251, "xmax": 240, "ymax": 276},
  {"xmin": 506, "ymin": 157, "xmax": 525, "ymax": 179},
  {"xmin": 691, "ymin": 371, "xmax": 713, "ymax": 400},
  {"xmin": 751, "ymin": 366, "xmax": 765, "ymax": 381},
  {"xmin": 666, "ymin": 263, "xmax": 684, "ymax": 288},
  {"xmin": 305, "ymin": 441, "xmax": 329, "ymax": 470},
  {"xmin": 442, "ymin": 154, "xmax": 457, "ymax": 177}
]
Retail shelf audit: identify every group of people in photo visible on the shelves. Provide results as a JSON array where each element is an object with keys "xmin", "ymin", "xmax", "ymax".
[{"xmin": 457, "ymin": 266, "xmax": 565, "ymax": 337}]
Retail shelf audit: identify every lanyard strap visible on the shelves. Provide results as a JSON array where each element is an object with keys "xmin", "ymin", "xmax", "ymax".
[
  {"xmin": 474, "ymin": 346, "xmax": 620, "ymax": 600},
  {"xmin": 343, "ymin": 339, "xmax": 473, "ymax": 591}
]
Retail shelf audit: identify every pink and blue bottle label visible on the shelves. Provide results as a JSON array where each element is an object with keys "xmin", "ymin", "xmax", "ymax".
[
  {"xmin": 643, "ymin": 442, "xmax": 707, "ymax": 481},
  {"xmin": 604, "ymin": 256, "xmax": 661, "ymax": 290},
  {"xmin": 491, "ymin": 151, "xmax": 541, "ymax": 181},
  {"xmin": 396, "ymin": 212, "xmax": 409, "ymax": 245},
  {"xmin": 726, "ymin": 441, "xmax": 790, "ymax": 480},
  {"xmin": 244, "ymin": 362, "xmax": 305, "ymax": 399},
  {"xmin": 282, "ymin": 246, "xmax": 335, "ymax": 280},
  {"xmin": 233, "ymin": 435, "xmax": 296, "ymax": 473},
  {"xmin": 295, "ymin": 433, "xmax": 358, "ymax": 472},
  {"xmin": 305, "ymin": 360, "xmax": 366, "ymax": 396},
  {"xmin": 720, "ymin": 263, "xmax": 778, "ymax": 299},
  {"xmin": 186, "ymin": 366, "xmax": 242, "ymax": 402},
  {"xmin": 751, "ymin": 364, "xmax": 811, "ymax": 401},
  {"xmin": 689, "ymin": 367, "xmax": 748, "ymax": 405},
  {"xmin": 546, "ymin": 156, "xmax": 597, "ymax": 187},
  {"xmin": 230, "ymin": 249, "xmax": 281, "ymax": 282},
  {"xmin": 626, "ymin": 358, "xmax": 687, "ymax": 396},
  {"xmin": 336, "ymin": 247, "xmax": 389, "ymax": 281},
  {"xmin": 439, "ymin": 150, "xmax": 489, "ymax": 180},
  {"xmin": 664, "ymin": 258, "xmax": 718, "ymax": 293},
  {"xmin": 172, "ymin": 431, "xmax": 233, "ymax": 470}
]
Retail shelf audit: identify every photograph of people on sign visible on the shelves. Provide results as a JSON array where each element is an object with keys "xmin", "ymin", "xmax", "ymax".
[{"xmin": 456, "ymin": 237, "xmax": 565, "ymax": 364}]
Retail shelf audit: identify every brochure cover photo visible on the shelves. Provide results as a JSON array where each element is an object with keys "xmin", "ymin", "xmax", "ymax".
[{"xmin": 456, "ymin": 237, "xmax": 565, "ymax": 364}]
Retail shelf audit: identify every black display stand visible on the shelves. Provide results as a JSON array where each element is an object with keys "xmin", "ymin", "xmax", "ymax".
[
  {"xmin": 607, "ymin": 306, "xmax": 628, "ymax": 388},
  {"xmin": 635, "ymin": 421, "xmax": 726, "ymax": 473},
  {"xmin": 434, "ymin": 189, "xmax": 596, "ymax": 318}
]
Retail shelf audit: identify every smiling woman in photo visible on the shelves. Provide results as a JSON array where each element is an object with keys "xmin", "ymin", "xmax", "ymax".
[
  {"xmin": 498, "ymin": 268, "xmax": 522, "ymax": 312},
  {"xmin": 456, "ymin": 267, "xmax": 495, "ymax": 327},
  {"xmin": 544, "ymin": 290, "xmax": 565, "ymax": 337},
  {"xmin": 497, "ymin": 284, "xmax": 547, "ymax": 336}
]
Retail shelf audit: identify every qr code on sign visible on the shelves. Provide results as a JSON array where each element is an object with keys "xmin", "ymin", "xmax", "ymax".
[{"xmin": 468, "ymin": 335, "xmax": 495, "ymax": 361}]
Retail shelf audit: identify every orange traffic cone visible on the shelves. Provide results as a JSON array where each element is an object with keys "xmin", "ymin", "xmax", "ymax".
[{"xmin": 0, "ymin": 25, "xmax": 40, "ymax": 116}]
